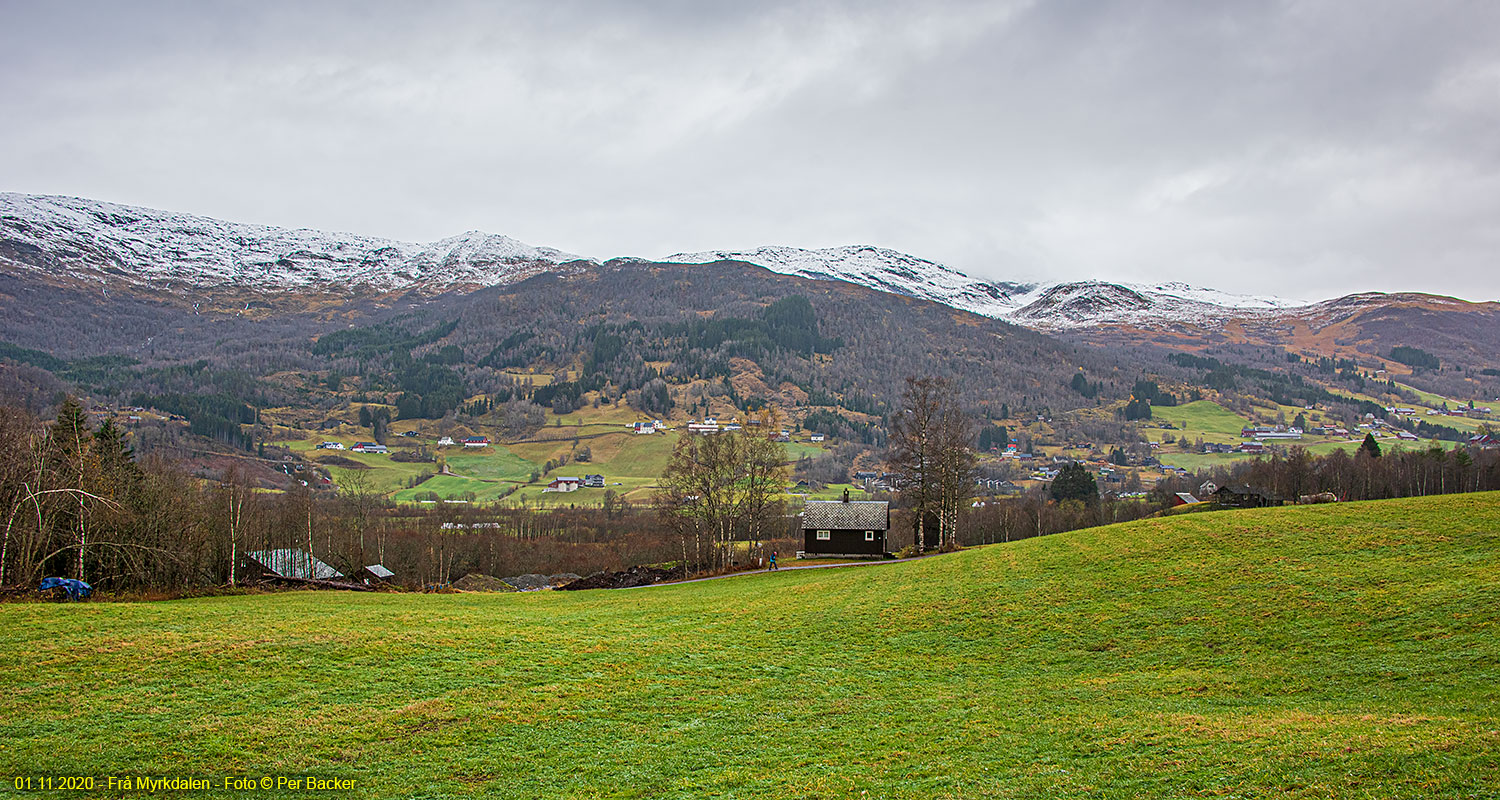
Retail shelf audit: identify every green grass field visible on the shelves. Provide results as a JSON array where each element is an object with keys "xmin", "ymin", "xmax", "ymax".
[
  {"xmin": 275, "ymin": 403, "xmax": 834, "ymax": 507},
  {"xmin": 3, "ymin": 493, "xmax": 1497, "ymax": 798},
  {"xmin": 389, "ymin": 474, "xmax": 517, "ymax": 504},
  {"xmin": 1161, "ymin": 400, "xmax": 1254, "ymax": 438},
  {"xmin": 443, "ymin": 450, "xmax": 537, "ymax": 482}
]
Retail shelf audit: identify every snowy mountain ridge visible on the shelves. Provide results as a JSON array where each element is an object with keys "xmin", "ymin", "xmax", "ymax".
[
  {"xmin": 0, "ymin": 192, "xmax": 1316, "ymax": 328},
  {"xmin": 0, "ymin": 193, "xmax": 588, "ymax": 292},
  {"xmin": 661, "ymin": 246, "xmax": 1310, "ymax": 328}
]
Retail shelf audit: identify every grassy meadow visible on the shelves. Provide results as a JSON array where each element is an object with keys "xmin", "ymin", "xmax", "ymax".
[
  {"xmin": 1159, "ymin": 400, "xmax": 1254, "ymax": 439},
  {"xmin": 5, "ymin": 493, "xmax": 1495, "ymax": 798},
  {"xmin": 280, "ymin": 408, "xmax": 836, "ymax": 507}
]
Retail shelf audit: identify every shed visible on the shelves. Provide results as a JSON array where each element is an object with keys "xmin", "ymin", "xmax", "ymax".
[
  {"xmin": 1170, "ymin": 492, "xmax": 1200, "ymax": 507},
  {"xmin": 800, "ymin": 496, "xmax": 889, "ymax": 558},
  {"xmin": 243, "ymin": 549, "xmax": 344, "ymax": 581},
  {"xmin": 361, "ymin": 564, "xmax": 395, "ymax": 584}
]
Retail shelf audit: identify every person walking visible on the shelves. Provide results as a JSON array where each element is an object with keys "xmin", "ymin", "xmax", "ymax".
[{"xmin": 768, "ymin": 550, "xmax": 778, "ymax": 571}]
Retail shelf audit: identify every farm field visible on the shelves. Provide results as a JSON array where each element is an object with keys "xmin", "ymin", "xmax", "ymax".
[
  {"xmin": 1158, "ymin": 400, "xmax": 1255, "ymax": 439},
  {"xmin": 1156, "ymin": 436, "xmax": 1418, "ymax": 471},
  {"xmin": 280, "ymin": 407, "xmax": 833, "ymax": 507},
  {"xmin": 389, "ymin": 473, "xmax": 516, "ymax": 504},
  {"xmin": 3, "ymin": 493, "xmax": 1498, "ymax": 798}
]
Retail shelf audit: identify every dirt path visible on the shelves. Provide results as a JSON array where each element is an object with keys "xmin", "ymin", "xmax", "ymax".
[{"xmin": 623, "ymin": 552, "xmax": 945, "ymax": 590}]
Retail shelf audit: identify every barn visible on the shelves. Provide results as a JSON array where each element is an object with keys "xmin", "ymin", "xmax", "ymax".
[{"xmin": 800, "ymin": 496, "xmax": 890, "ymax": 558}]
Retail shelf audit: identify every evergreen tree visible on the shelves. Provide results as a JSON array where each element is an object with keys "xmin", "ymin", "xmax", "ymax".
[
  {"xmin": 93, "ymin": 418, "xmax": 135, "ymax": 472},
  {"xmin": 1049, "ymin": 462, "xmax": 1097, "ymax": 503},
  {"xmin": 47, "ymin": 396, "xmax": 92, "ymax": 581},
  {"xmin": 1359, "ymin": 432, "xmax": 1382, "ymax": 458},
  {"xmin": 50, "ymin": 396, "xmax": 91, "ymax": 464}
]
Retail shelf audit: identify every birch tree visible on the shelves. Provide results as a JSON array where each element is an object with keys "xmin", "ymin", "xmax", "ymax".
[{"xmin": 888, "ymin": 377, "xmax": 975, "ymax": 551}]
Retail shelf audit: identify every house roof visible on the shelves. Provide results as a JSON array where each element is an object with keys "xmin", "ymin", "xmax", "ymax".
[
  {"xmin": 1174, "ymin": 492, "xmax": 1200, "ymax": 504},
  {"xmin": 364, "ymin": 564, "xmax": 395, "ymax": 578},
  {"xmin": 246, "ymin": 549, "xmax": 343, "ymax": 580},
  {"xmin": 801, "ymin": 500, "xmax": 889, "ymax": 531},
  {"xmin": 1217, "ymin": 484, "xmax": 1276, "ymax": 499}
]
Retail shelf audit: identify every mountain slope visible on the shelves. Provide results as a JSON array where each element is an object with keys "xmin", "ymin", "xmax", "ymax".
[
  {"xmin": 661, "ymin": 246, "xmax": 1309, "ymax": 329},
  {"xmin": 0, "ymin": 193, "xmax": 587, "ymax": 292},
  {"xmin": 660, "ymin": 244, "xmax": 1042, "ymax": 318},
  {"xmin": 4, "ymin": 493, "xmax": 1496, "ymax": 797},
  {"xmin": 4, "ymin": 193, "xmax": 1496, "ymax": 365}
]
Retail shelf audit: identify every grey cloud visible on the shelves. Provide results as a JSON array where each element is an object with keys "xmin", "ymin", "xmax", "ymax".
[{"xmin": 1, "ymin": 0, "xmax": 1496, "ymax": 301}]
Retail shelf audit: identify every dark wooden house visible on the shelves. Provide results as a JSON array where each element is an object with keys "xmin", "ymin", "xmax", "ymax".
[
  {"xmin": 800, "ymin": 495, "xmax": 890, "ymax": 558},
  {"xmin": 1213, "ymin": 484, "xmax": 1279, "ymax": 508}
]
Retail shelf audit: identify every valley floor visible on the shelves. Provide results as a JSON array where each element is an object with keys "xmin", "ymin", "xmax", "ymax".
[{"xmin": 2, "ymin": 494, "xmax": 1497, "ymax": 798}]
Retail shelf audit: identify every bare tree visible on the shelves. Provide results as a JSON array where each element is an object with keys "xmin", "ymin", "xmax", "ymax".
[
  {"xmin": 934, "ymin": 398, "xmax": 978, "ymax": 549},
  {"xmin": 887, "ymin": 377, "xmax": 943, "ymax": 551},
  {"xmin": 887, "ymin": 377, "xmax": 975, "ymax": 551},
  {"xmin": 655, "ymin": 428, "xmax": 788, "ymax": 574},
  {"xmin": 220, "ymin": 465, "xmax": 249, "ymax": 586}
]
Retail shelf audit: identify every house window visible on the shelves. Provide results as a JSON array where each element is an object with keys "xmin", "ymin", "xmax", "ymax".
[
  {"xmin": 816, "ymin": 530, "xmax": 831, "ymax": 540},
  {"xmin": 865, "ymin": 531, "xmax": 875, "ymax": 541}
]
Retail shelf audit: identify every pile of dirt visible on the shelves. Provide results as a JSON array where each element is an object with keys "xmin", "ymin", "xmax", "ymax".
[
  {"xmin": 546, "ymin": 573, "xmax": 582, "ymax": 588},
  {"xmin": 451, "ymin": 573, "xmax": 517, "ymax": 592},
  {"xmin": 500, "ymin": 573, "xmax": 555, "ymax": 592},
  {"xmin": 557, "ymin": 565, "xmax": 684, "ymax": 591}
]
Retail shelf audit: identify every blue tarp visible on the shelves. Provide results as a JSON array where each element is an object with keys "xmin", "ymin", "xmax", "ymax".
[{"xmin": 38, "ymin": 577, "xmax": 92, "ymax": 600}]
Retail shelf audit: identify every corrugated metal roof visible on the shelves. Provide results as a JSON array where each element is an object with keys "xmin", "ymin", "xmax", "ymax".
[
  {"xmin": 246, "ymin": 549, "xmax": 343, "ymax": 580},
  {"xmin": 801, "ymin": 501, "xmax": 889, "ymax": 531},
  {"xmin": 365, "ymin": 564, "xmax": 395, "ymax": 578}
]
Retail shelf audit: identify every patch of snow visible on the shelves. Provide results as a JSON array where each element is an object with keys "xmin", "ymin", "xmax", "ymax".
[
  {"xmin": 0, "ymin": 193, "xmax": 589, "ymax": 292},
  {"xmin": 660, "ymin": 245, "xmax": 1040, "ymax": 318},
  {"xmin": 2, "ymin": 192, "xmax": 1322, "ymax": 330},
  {"xmin": 661, "ymin": 246, "xmax": 1312, "ymax": 329}
]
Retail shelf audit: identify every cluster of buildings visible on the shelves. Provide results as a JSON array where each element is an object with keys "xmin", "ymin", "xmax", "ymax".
[
  {"xmin": 996, "ymin": 444, "xmax": 1034, "ymax": 462},
  {"xmin": 544, "ymin": 475, "xmax": 607, "ymax": 492},
  {"xmin": 852, "ymin": 470, "xmax": 898, "ymax": 492},
  {"xmin": 1407, "ymin": 405, "xmax": 1492, "ymax": 418},
  {"xmin": 661, "ymin": 417, "xmax": 826, "ymax": 444},
  {"xmin": 1241, "ymin": 425, "xmax": 1304, "ymax": 441},
  {"xmin": 328, "ymin": 436, "xmax": 493, "ymax": 455}
]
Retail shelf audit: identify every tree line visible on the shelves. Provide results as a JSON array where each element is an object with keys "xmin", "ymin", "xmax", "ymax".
[{"xmin": 5, "ymin": 387, "xmax": 1498, "ymax": 595}]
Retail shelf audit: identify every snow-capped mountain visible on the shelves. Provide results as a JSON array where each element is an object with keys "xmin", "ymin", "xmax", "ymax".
[
  {"xmin": 659, "ymin": 245, "xmax": 1042, "ymax": 318},
  {"xmin": 661, "ymin": 247, "xmax": 1310, "ymax": 328},
  {"xmin": 1006, "ymin": 280, "xmax": 1306, "ymax": 328},
  {"xmin": 1, "ymin": 192, "xmax": 1316, "ymax": 328},
  {"xmin": 0, "ymin": 193, "xmax": 588, "ymax": 292}
]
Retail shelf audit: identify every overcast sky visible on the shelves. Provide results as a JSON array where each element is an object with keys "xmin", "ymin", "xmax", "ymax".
[{"xmin": 2, "ymin": 0, "xmax": 1498, "ymax": 301}]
